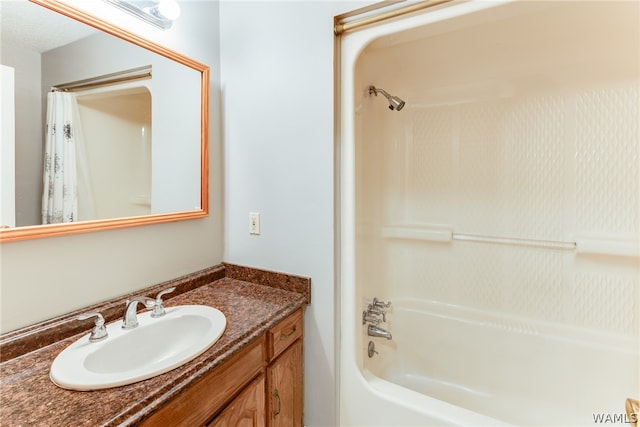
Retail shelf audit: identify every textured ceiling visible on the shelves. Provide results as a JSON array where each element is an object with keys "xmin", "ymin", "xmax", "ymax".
[{"xmin": 1, "ymin": 0, "xmax": 98, "ymax": 53}]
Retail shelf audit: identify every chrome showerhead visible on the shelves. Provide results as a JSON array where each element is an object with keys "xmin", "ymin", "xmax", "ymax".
[{"xmin": 369, "ymin": 86, "xmax": 405, "ymax": 111}]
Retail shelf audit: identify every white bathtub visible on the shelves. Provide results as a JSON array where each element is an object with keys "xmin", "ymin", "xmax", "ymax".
[
  {"xmin": 362, "ymin": 299, "xmax": 638, "ymax": 426},
  {"xmin": 338, "ymin": 1, "xmax": 640, "ymax": 426}
]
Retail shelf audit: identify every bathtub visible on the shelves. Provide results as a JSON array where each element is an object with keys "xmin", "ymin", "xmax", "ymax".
[
  {"xmin": 362, "ymin": 298, "xmax": 638, "ymax": 426},
  {"xmin": 338, "ymin": 1, "xmax": 640, "ymax": 426}
]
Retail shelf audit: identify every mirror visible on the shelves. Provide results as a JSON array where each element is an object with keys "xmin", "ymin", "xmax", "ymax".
[{"xmin": 0, "ymin": 0, "xmax": 209, "ymax": 242}]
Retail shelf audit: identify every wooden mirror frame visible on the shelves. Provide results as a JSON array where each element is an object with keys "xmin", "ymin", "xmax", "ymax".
[{"xmin": 0, "ymin": 0, "xmax": 209, "ymax": 243}]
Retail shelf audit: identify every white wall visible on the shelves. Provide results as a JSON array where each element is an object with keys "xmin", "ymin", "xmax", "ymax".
[
  {"xmin": 0, "ymin": 43, "xmax": 42, "ymax": 227},
  {"xmin": 0, "ymin": 1, "xmax": 223, "ymax": 332},
  {"xmin": 220, "ymin": 2, "xmax": 372, "ymax": 425},
  {"xmin": 0, "ymin": 65, "xmax": 16, "ymax": 228}
]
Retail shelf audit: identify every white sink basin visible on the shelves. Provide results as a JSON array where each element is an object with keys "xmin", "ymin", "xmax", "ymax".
[{"xmin": 50, "ymin": 305, "xmax": 226, "ymax": 391}]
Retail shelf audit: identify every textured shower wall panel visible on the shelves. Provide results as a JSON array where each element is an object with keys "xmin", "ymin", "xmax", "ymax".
[
  {"xmin": 396, "ymin": 94, "xmax": 568, "ymax": 239},
  {"xmin": 383, "ymin": 241, "xmax": 453, "ymax": 302},
  {"xmin": 357, "ymin": 1, "xmax": 639, "ymax": 339},
  {"xmin": 502, "ymin": 95, "xmax": 566, "ymax": 241},
  {"xmin": 373, "ymin": 85, "xmax": 640, "ymax": 335},
  {"xmin": 571, "ymin": 272, "xmax": 639, "ymax": 336},
  {"xmin": 356, "ymin": 100, "xmax": 390, "ymax": 296},
  {"xmin": 575, "ymin": 85, "xmax": 640, "ymax": 236},
  {"xmin": 455, "ymin": 102, "xmax": 509, "ymax": 236},
  {"xmin": 405, "ymin": 107, "xmax": 456, "ymax": 226}
]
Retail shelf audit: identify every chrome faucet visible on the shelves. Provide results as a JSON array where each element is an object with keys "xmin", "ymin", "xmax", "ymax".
[
  {"xmin": 367, "ymin": 324, "xmax": 392, "ymax": 340},
  {"xmin": 363, "ymin": 297, "xmax": 393, "ymax": 340},
  {"xmin": 122, "ymin": 296, "xmax": 155, "ymax": 329}
]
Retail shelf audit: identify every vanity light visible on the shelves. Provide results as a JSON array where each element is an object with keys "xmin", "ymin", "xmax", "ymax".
[
  {"xmin": 102, "ymin": 0, "xmax": 181, "ymax": 30},
  {"xmin": 156, "ymin": 0, "xmax": 181, "ymax": 21}
]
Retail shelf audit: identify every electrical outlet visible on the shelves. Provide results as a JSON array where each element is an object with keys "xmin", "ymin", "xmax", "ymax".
[{"xmin": 249, "ymin": 212, "xmax": 260, "ymax": 235}]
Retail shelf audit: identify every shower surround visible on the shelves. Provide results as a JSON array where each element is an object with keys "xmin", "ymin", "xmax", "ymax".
[{"xmin": 339, "ymin": 1, "xmax": 640, "ymax": 425}]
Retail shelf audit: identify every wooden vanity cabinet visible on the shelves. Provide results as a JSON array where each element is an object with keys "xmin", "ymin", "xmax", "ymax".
[
  {"xmin": 266, "ymin": 310, "xmax": 303, "ymax": 427},
  {"xmin": 140, "ymin": 309, "xmax": 303, "ymax": 427},
  {"xmin": 139, "ymin": 337, "xmax": 264, "ymax": 427},
  {"xmin": 207, "ymin": 375, "xmax": 265, "ymax": 427},
  {"xmin": 267, "ymin": 340, "xmax": 303, "ymax": 427}
]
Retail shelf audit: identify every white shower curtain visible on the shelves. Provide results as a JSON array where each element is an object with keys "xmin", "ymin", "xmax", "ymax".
[{"xmin": 41, "ymin": 91, "xmax": 92, "ymax": 224}]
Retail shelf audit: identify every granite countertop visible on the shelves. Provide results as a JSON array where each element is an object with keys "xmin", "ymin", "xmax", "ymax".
[{"xmin": 0, "ymin": 266, "xmax": 308, "ymax": 426}]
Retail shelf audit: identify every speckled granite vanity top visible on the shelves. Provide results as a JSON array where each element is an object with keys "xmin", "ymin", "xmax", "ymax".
[{"xmin": 0, "ymin": 264, "xmax": 309, "ymax": 426}]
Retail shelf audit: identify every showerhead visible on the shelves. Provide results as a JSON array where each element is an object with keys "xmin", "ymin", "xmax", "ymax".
[{"xmin": 369, "ymin": 86, "xmax": 405, "ymax": 111}]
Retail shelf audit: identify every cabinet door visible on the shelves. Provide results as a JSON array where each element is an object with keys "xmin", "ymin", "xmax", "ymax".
[
  {"xmin": 208, "ymin": 375, "xmax": 265, "ymax": 427},
  {"xmin": 267, "ymin": 340, "xmax": 303, "ymax": 427}
]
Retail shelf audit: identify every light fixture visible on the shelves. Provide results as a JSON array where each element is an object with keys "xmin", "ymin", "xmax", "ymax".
[{"xmin": 102, "ymin": 0, "xmax": 181, "ymax": 30}]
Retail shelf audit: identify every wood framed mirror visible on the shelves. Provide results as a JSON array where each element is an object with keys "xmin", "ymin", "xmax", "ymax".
[{"xmin": 0, "ymin": 0, "xmax": 209, "ymax": 243}]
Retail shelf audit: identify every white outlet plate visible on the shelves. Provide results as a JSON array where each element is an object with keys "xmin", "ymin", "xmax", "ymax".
[{"xmin": 249, "ymin": 212, "xmax": 260, "ymax": 235}]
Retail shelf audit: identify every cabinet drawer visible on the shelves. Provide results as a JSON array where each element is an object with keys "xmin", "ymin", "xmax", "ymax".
[{"xmin": 267, "ymin": 310, "xmax": 302, "ymax": 361}]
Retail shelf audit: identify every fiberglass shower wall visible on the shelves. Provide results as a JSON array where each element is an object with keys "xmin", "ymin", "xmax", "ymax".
[
  {"xmin": 355, "ymin": 1, "xmax": 639, "ymax": 346},
  {"xmin": 76, "ymin": 85, "xmax": 152, "ymax": 221}
]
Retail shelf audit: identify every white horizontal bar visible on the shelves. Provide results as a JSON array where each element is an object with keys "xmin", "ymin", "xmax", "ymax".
[
  {"xmin": 381, "ymin": 226, "xmax": 640, "ymax": 257},
  {"xmin": 575, "ymin": 237, "xmax": 640, "ymax": 257},
  {"xmin": 382, "ymin": 226, "xmax": 574, "ymax": 249},
  {"xmin": 453, "ymin": 233, "xmax": 576, "ymax": 250},
  {"xmin": 381, "ymin": 226, "xmax": 453, "ymax": 242}
]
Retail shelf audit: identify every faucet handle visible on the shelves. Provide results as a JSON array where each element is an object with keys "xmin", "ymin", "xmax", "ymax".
[
  {"xmin": 77, "ymin": 312, "xmax": 108, "ymax": 342},
  {"xmin": 362, "ymin": 310, "xmax": 381, "ymax": 325},
  {"xmin": 152, "ymin": 286, "xmax": 176, "ymax": 318},
  {"xmin": 372, "ymin": 297, "xmax": 392, "ymax": 309},
  {"xmin": 367, "ymin": 304, "xmax": 386, "ymax": 322}
]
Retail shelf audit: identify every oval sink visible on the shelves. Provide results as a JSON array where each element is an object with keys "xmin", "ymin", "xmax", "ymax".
[{"xmin": 50, "ymin": 305, "xmax": 226, "ymax": 391}]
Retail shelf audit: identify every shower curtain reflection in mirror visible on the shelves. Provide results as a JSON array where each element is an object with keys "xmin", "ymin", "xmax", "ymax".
[{"xmin": 41, "ymin": 91, "xmax": 94, "ymax": 224}]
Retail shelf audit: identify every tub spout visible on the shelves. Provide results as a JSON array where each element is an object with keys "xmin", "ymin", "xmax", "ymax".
[{"xmin": 367, "ymin": 324, "xmax": 392, "ymax": 340}]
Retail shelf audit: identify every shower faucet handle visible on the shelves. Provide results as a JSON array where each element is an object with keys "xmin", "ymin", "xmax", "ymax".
[
  {"xmin": 372, "ymin": 298, "xmax": 392, "ymax": 309},
  {"xmin": 362, "ymin": 311, "xmax": 381, "ymax": 325},
  {"xmin": 367, "ymin": 305, "xmax": 386, "ymax": 322}
]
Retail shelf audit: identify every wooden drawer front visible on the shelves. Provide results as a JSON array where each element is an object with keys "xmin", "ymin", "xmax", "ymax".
[
  {"xmin": 268, "ymin": 310, "xmax": 302, "ymax": 361},
  {"xmin": 140, "ymin": 337, "xmax": 265, "ymax": 427}
]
